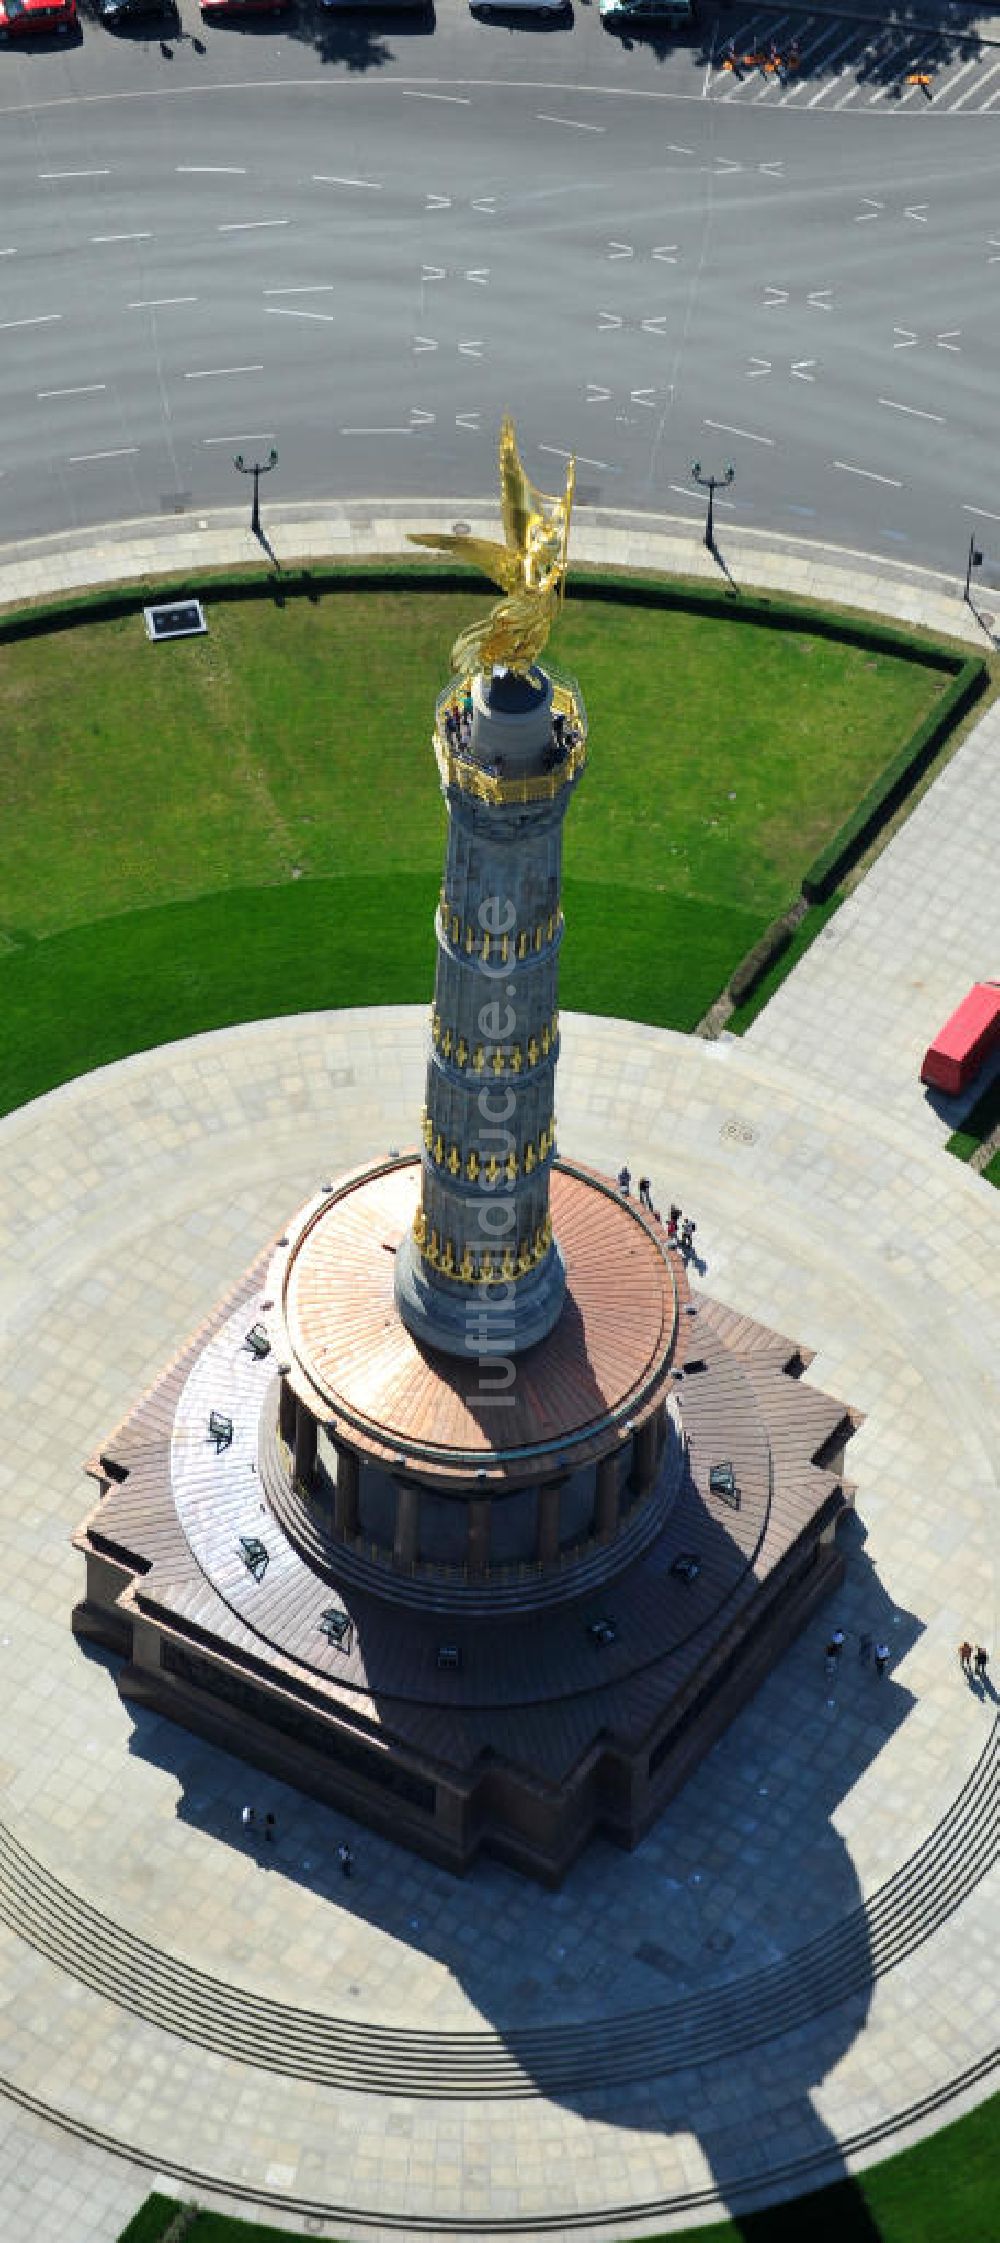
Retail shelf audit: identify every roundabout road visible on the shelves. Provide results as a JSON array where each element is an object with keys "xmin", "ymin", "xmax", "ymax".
[{"xmin": 2, "ymin": 4, "xmax": 1000, "ymax": 569}]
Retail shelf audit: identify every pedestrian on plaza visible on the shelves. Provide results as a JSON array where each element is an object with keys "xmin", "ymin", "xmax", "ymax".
[
  {"xmin": 831, "ymin": 1628, "xmax": 846, "ymax": 1654},
  {"xmin": 959, "ymin": 1641, "xmax": 974, "ymax": 1676},
  {"xmin": 638, "ymin": 1176, "xmax": 653, "ymax": 1210},
  {"xmin": 974, "ymin": 1645, "xmax": 990, "ymax": 1680},
  {"xmin": 338, "ymin": 1842, "xmax": 354, "ymax": 1879},
  {"xmin": 241, "ymin": 1804, "xmax": 257, "ymax": 1837},
  {"xmin": 874, "ymin": 1642, "xmax": 890, "ymax": 1679},
  {"xmin": 618, "ymin": 1166, "xmax": 631, "ymax": 1195},
  {"xmin": 826, "ymin": 1634, "xmax": 843, "ymax": 1665},
  {"xmin": 264, "ymin": 1812, "xmax": 276, "ymax": 1843},
  {"xmin": 680, "ymin": 1217, "xmax": 696, "ymax": 1261},
  {"xmin": 666, "ymin": 1205, "xmax": 681, "ymax": 1245}
]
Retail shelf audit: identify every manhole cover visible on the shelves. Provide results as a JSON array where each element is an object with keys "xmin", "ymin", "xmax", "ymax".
[{"xmin": 720, "ymin": 1116, "xmax": 757, "ymax": 1146}]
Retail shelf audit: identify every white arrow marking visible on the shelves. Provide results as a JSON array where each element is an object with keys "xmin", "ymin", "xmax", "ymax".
[
  {"xmin": 758, "ymin": 161, "xmax": 784, "ymax": 177},
  {"xmin": 426, "ymin": 194, "xmax": 452, "ymax": 210},
  {"xmin": 641, "ymin": 314, "xmax": 668, "ymax": 335},
  {"xmin": 598, "ymin": 311, "xmax": 623, "ymax": 331},
  {"xmin": 905, "ymin": 204, "xmax": 928, "ymax": 222},
  {"xmin": 410, "ymin": 409, "xmax": 435, "ymax": 427},
  {"xmin": 458, "ymin": 339, "xmax": 483, "ymax": 357},
  {"xmin": 893, "ymin": 327, "xmax": 918, "ymax": 348},
  {"xmin": 630, "ymin": 388, "xmax": 657, "ymax": 407},
  {"xmin": 855, "ymin": 198, "xmax": 883, "ymax": 222},
  {"xmin": 746, "ymin": 356, "xmax": 772, "ymax": 377},
  {"xmin": 413, "ymin": 336, "xmax": 438, "ymax": 353},
  {"xmin": 421, "ymin": 265, "xmax": 447, "ymax": 283},
  {"xmin": 455, "ymin": 413, "xmax": 481, "ymax": 430},
  {"xmin": 714, "ymin": 158, "xmax": 743, "ymax": 174},
  {"xmin": 586, "ymin": 384, "xmax": 612, "ymax": 402},
  {"xmin": 808, "ymin": 290, "xmax": 833, "ymax": 311},
  {"xmin": 471, "ymin": 197, "xmax": 496, "ymax": 213},
  {"xmin": 790, "ymin": 359, "xmax": 816, "ymax": 380},
  {"xmin": 652, "ymin": 245, "xmax": 680, "ymax": 263},
  {"xmin": 936, "ymin": 330, "xmax": 961, "ymax": 351},
  {"xmin": 607, "ymin": 241, "xmax": 634, "ymax": 259},
  {"xmin": 465, "ymin": 268, "xmax": 490, "ymax": 285},
  {"xmin": 763, "ymin": 286, "xmax": 789, "ymax": 308}
]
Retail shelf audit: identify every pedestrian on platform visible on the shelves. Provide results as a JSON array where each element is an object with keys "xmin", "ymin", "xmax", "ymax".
[
  {"xmin": 618, "ymin": 1166, "xmax": 631, "ymax": 1195},
  {"xmin": 638, "ymin": 1176, "xmax": 653, "ymax": 1210},
  {"xmin": 974, "ymin": 1645, "xmax": 990, "ymax": 1681},
  {"xmin": 666, "ymin": 1205, "xmax": 681, "ymax": 1245},
  {"xmin": 874, "ymin": 1642, "xmax": 890, "ymax": 1679},
  {"xmin": 338, "ymin": 1842, "xmax": 354, "ymax": 1879},
  {"xmin": 959, "ymin": 1641, "xmax": 974, "ymax": 1676}
]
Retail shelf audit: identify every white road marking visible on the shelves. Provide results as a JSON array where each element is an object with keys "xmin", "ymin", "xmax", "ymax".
[
  {"xmin": 458, "ymin": 339, "xmax": 483, "ymax": 357},
  {"xmin": 69, "ymin": 447, "xmax": 139, "ymax": 464},
  {"xmin": 833, "ymin": 461, "xmax": 903, "ymax": 486},
  {"xmin": 426, "ymin": 194, "xmax": 452, "ymax": 210},
  {"xmin": 539, "ymin": 444, "xmax": 611, "ymax": 469},
  {"xmin": 410, "ymin": 409, "xmax": 435, "ymax": 427},
  {"xmin": 667, "ymin": 143, "xmax": 693, "ymax": 154},
  {"xmin": 763, "ymin": 286, "xmax": 789, "ymax": 308},
  {"xmin": 465, "ymin": 269, "xmax": 490, "ymax": 284},
  {"xmin": 936, "ymin": 331, "xmax": 961, "ymax": 351},
  {"xmin": 641, "ymin": 315, "xmax": 668, "ymax": 335},
  {"xmin": 790, "ymin": 359, "xmax": 816, "ymax": 380},
  {"xmin": 176, "ymin": 165, "xmax": 247, "ymax": 175},
  {"xmin": 904, "ymin": 205, "xmax": 928, "ymax": 223},
  {"xmin": 0, "ymin": 249, "xmax": 16, "ymax": 258},
  {"xmin": 955, "ymin": 57, "xmax": 1000, "ymax": 107},
  {"xmin": 746, "ymin": 356, "xmax": 771, "ymax": 376},
  {"xmin": 668, "ymin": 481, "xmax": 732, "ymax": 506},
  {"xmin": 608, "ymin": 242, "xmax": 634, "ymax": 259},
  {"xmin": 39, "ymin": 168, "xmax": 111, "ymax": 180},
  {"xmin": 937, "ymin": 56, "xmax": 977, "ymax": 104},
  {"xmin": 38, "ymin": 383, "xmax": 107, "ymax": 399},
  {"xmin": 263, "ymin": 285, "xmax": 334, "ymax": 296},
  {"xmin": 413, "ymin": 336, "xmax": 438, "ymax": 352},
  {"xmin": 652, "ymin": 245, "xmax": 679, "ymax": 262},
  {"xmin": 403, "ymin": 89, "xmax": 470, "ymax": 102},
  {"xmin": 630, "ymin": 388, "xmax": 657, "ymax": 407},
  {"xmin": 537, "ymin": 113, "xmax": 605, "ymax": 131},
  {"xmin": 0, "ymin": 314, "xmax": 61, "ymax": 330},
  {"xmin": 598, "ymin": 312, "xmax": 623, "ymax": 331},
  {"xmin": 455, "ymin": 413, "xmax": 480, "ymax": 430},
  {"xmin": 129, "ymin": 297, "xmax": 197, "ymax": 309},
  {"xmin": 878, "ymin": 397, "xmax": 945, "ymax": 423},
  {"xmin": 808, "ymin": 290, "xmax": 833, "ymax": 311},
  {"xmin": 266, "ymin": 307, "xmax": 335, "ymax": 322},
  {"xmin": 893, "ymin": 327, "xmax": 917, "ymax": 348},
  {"xmin": 218, "ymin": 220, "xmax": 289, "ymax": 233},
  {"xmin": 962, "ymin": 502, "xmax": 1000, "ymax": 522},
  {"xmin": 203, "ymin": 432, "xmax": 276, "ymax": 445},
  {"xmin": 313, "ymin": 175, "xmax": 382, "ymax": 190},
  {"xmin": 422, "ymin": 265, "xmax": 447, "ymax": 282},
  {"xmin": 758, "ymin": 161, "xmax": 784, "ymax": 176},
  {"xmin": 185, "ymin": 365, "xmax": 264, "ymax": 380},
  {"xmin": 586, "ymin": 384, "xmax": 612, "ymax": 402},
  {"xmin": 855, "ymin": 198, "xmax": 883, "ymax": 222},
  {"xmin": 806, "ymin": 32, "xmax": 860, "ymax": 105},
  {"xmin": 91, "ymin": 232, "xmax": 153, "ymax": 244},
  {"xmin": 704, "ymin": 417, "xmax": 774, "ymax": 445},
  {"xmin": 471, "ymin": 198, "xmax": 497, "ymax": 213}
]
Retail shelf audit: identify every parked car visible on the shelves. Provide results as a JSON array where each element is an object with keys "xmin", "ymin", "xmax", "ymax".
[
  {"xmin": 600, "ymin": 0, "xmax": 695, "ymax": 27},
  {"xmin": 201, "ymin": 0, "xmax": 291, "ymax": 18},
  {"xmin": 470, "ymin": 0, "xmax": 569, "ymax": 18},
  {"xmin": 0, "ymin": 0, "xmax": 77, "ymax": 32},
  {"xmin": 95, "ymin": 0, "xmax": 177, "ymax": 24}
]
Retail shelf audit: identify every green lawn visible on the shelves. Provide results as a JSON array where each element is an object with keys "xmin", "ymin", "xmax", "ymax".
[
  {"xmin": 0, "ymin": 579, "xmax": 947, "ymax": 1116},
  {"xmin": 118, "ymin": 2087, "xmax": 1000, "ymax": 2243}
]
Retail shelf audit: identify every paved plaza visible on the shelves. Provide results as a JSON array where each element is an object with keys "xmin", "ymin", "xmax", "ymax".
[{"xmin": 0, "ymin": 513, "xmax": 997, "ymax": 2240}]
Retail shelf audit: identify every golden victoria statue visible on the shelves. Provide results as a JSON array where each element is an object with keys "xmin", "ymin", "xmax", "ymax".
[{"xmin": 409, "ymin": 415, "xmax": 575, "ymax": 677}]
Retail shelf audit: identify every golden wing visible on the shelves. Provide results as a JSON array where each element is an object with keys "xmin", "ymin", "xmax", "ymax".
[
  {"xmin": 498, "ymin": 416, "xmax": 535, "ymax": 570},
  {"xmin": 498, "ymin": 416, "xmax": 575, "ymax": 595},
  {"xmin": 407, "ymin": 530, "xmax": 522, "ymax": 595}
]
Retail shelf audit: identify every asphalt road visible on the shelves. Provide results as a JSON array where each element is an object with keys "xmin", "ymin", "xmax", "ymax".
[{"xmin": 2, "ymin": 2, "xmax": 1000, "ymax": 570}]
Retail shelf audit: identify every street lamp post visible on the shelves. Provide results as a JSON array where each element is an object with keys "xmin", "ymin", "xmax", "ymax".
[
  {"xmin": 964, "ymin": 531, "xmax": 984, "ymax": 605},
  {"xmin": 234, "ymin": 447, "xmax": 278, "ymax": 540},
  {"xmin": 690, "ymin": 458, "xmax": 735, "ymax": 551}
]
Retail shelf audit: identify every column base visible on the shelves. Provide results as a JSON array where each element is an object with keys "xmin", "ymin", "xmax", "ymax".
[{"xmin": 394, "ymin": 1233, "xmax": 566, "ymax": 1359}]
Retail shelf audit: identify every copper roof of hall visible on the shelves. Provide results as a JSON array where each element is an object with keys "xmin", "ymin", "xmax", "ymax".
[{"xmin": 272, "ymin": 1157, "xmax": 683, "ymax": 1487}]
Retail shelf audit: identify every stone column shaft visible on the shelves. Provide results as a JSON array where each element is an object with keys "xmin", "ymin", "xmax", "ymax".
[
  {"xmin": 595, "ymin": 1453, "xmax": 620, "ymax": 1539},
  {"xmin": 293, "ymin": 1400, "xmax": 317, "ymax": 1488},
  {"xmin": 334, "ymin": 1445, "xmax": 360, "ymax": 1538},
  {"xmin": 537, "ymin": 1481, "xmax": 561, "ymax": 1566},
  {"xmin": 394, "ymin": 1482, "xmax": 420, "ymax": 1569}
]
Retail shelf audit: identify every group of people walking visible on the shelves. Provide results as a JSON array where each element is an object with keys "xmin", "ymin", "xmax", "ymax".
[
  {"xmin": 825, "ymin": 1628, "xmax": 891, "ymax": 1680},
  {"xmin": 617, "ymin": 1168, "xmax": 697, "ymax": 1262}
]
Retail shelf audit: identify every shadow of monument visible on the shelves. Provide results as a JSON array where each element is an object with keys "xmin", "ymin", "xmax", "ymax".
[{"xmin": 119, "ymin": 1507, "xmax": 928, "ymax": 2229}]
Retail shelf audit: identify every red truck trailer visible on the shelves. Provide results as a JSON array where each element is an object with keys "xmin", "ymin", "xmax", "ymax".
[{"xmin": 920, "ymin": 982, "xmax": 1000, "ymax": 1096}]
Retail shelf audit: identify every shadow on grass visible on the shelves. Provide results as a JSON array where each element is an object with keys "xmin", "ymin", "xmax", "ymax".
[{"xmin": 0, "ymin": 874, "xmax": 766, "ymax": 1119}]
